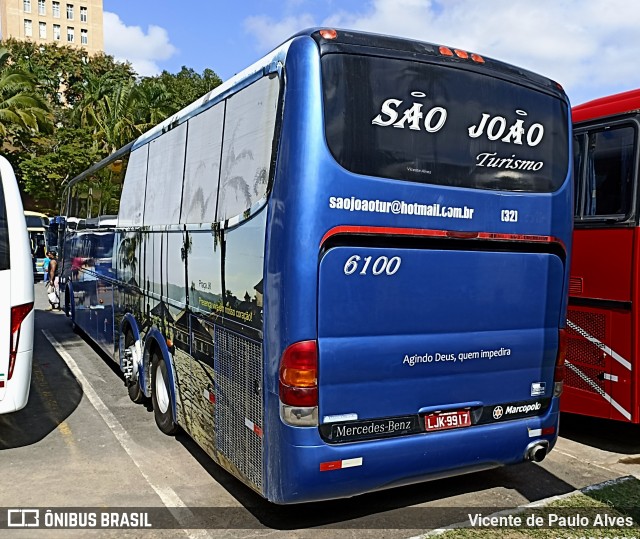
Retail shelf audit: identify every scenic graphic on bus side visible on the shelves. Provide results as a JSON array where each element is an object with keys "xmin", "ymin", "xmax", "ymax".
[{"xmin": 58, "ymin": 29, "xmax": 572, "ymax": 504}]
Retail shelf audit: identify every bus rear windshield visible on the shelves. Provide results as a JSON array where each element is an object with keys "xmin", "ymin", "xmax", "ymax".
[
  {"xmin": 322, "ymin": 54, "xmax": 569, "ymax": 192},
  {"xmin": 0, "ymin": 185, "xmax": 8, "ymax": 270}
]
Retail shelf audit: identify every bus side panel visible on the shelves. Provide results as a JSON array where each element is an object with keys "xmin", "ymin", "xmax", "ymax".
[
  {"xmin": 565, "ymin": 228, "xmax": 635, "ymax": 421},
  {"xmin": 565, "ymin": 305, "xmax": 633, "ymax": 421},
  {"xmin": 570, "ymin": 228, "xmax": 633, "ymax": 302}
]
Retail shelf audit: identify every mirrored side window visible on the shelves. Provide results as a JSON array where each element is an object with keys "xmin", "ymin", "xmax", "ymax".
[
  {"xmin": 144, "ymin": 124, "xmax": 187, "ymax": 226},
  {"xmin": 181, "ymin": 102, "xmax": 225, "ymax": 224},
  {"xmin": 217, "ymin": 74, "xmax": 280, "ymax": 222},
  {"xmin": 118, "ymin": 146, "xmax": 149, "ymax": 228}
]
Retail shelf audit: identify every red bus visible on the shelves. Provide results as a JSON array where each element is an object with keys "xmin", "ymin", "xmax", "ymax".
[{"xmin": 565, "ymin": 88, "xmax": 640, "ymax": 422}]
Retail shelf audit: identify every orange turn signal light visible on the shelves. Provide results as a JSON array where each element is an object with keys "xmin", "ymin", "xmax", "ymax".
[{"xmin": 319, "ymin": 29, "xmax": 338, "ymax": 40}]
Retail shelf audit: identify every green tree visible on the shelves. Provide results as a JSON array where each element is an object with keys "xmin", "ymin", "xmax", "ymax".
[
  {"xmin": 4, "ymin": 38, "xmax": 135, "ymax": 106},
  {"xmin": 82, "ymin": 82, "xmax": 145, "ymax": 154},
  {"xmin": 19, "ymin": 126, "xmax": 101, "ymax": 212},
  {"xmin": 131, "ymin": 80, "xmax": 173, "ymax": 132},
  {"xmin": 0, "ymin": 47, "xmax": 51, "ymax": 140},
  {"xmin": 141, "ymin": 66, "xmax": 222, "ymax": 114}
]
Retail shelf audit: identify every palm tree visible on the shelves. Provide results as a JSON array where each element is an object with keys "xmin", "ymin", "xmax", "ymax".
[
  {"xmin": 80, "ymin": 79, "xmax": 173, "ymax": 156},
  {"xmin": 133, "ymin": 80, "xmax": 173, "ymax": 132},
  {"xmin": 82, "ymin": 82, "xmax": 144, "ymax": 154},
  {"xmin": 72, "ymin": 71, "xmax": 117, "ymax": 128},
  {"xmin": 0, "ymin": 47, "xmax": 51, "ymax": 138}
]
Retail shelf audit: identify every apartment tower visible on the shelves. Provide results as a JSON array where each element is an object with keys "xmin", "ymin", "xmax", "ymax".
[{"xmin": 0, "ymin": 0, "xmax": 103, "ymax": 55}]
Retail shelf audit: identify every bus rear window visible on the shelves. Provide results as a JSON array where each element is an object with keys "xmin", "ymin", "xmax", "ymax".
[
  {"xmin": 0, "ymin": 186, "xmax": 8, "ymax": 270},
  {"xmin": 25, "ymin": 215, "xmax": 47, "ymax": 228},
  {"xmin": 322, "ymin": 54, "xmax": 569, "ymax": 192}
]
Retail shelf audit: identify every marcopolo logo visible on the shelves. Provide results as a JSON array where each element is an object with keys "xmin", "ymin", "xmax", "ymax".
[
  {"xmin": 505, "ymin": 401, "xmax": 542, "ymax": 415},
  {"xmin": 492, "ymin": 401, "xmax": 543, "ymax": 421}
]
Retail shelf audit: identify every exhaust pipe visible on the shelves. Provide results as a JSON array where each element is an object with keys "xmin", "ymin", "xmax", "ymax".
[{"xmin": 525, "ymin": 440, "xmax": 549, "ymax": 462}]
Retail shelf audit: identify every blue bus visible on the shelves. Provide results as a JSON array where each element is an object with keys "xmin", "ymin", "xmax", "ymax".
[{"xmin": 60, "ymin": 29, "xmax": 572, "ymax": 503}]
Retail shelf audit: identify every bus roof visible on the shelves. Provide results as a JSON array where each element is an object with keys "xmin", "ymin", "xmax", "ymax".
[
  {"xmin": 133, "ymin": 28, "xmax": 567, "ymax": 152},
  {"xmin": 23, "ymin": 210, "xmax": 48, "ymax": 228},
  {"xmin": 572, "ymin": 88, "xmax": 640, "ymax": 124}
]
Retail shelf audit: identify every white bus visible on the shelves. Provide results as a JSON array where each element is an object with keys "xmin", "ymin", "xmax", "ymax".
[
  {"xmin": 0, "ymin": 156, "xmax": 35, "ymax": 414},
  {"xmin": 24, "ymin": 209, "xmax": 49, "ymax": 279}
]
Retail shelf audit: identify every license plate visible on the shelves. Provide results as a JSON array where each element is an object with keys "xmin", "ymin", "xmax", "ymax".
[{"xmin": 424, "ymin": 410, "xmax": 472, "ymax": 432}]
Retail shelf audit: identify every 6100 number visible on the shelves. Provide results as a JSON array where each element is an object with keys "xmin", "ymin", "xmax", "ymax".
[{"xmin": 343, "ymin": 255, "xmax": 402, "ymax": 276}]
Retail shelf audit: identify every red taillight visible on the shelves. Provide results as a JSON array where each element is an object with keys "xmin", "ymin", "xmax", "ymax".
[
  {"xmin": 9, "ymin": 302, "xmax": 33, "ymax": 380},
  {"xmin": 279, "ymin": 340, "xmax": 318, "ymax": 407},
  {"xmin": 555, "ymin": 328, "xmax": 567, "ymax": 383}
]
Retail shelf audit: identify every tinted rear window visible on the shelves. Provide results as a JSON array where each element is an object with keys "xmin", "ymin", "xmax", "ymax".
[
  {"xmin": 322, "ymin": 54, "xmax": 569, "ymax": 192},
  {"xmin": 25, "ymin": 215, "xmax": 47, "ymax": 228},
  {"xmin": 0, "ymin": 179, "xmax": 9, "ymax": 270}
]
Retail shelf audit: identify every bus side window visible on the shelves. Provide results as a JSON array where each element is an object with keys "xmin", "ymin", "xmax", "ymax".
[
  {"xmin": 118, "ymin": 146, "xmax": 149, "ymax": 228},
  {"xmin": 584, "ymin": 126, "xmax": 636, "ymax": 217},
  {"xmin": 181, "ymin": 102, "xmax": 225, "ymax": 225},
  {"xmin": 143, "ymin": 124, "xmax": 186, "ymax": 227},
  {"xmin": 217, "ymin": 75, "xmax": 280, "ymax": 222},
  {"xmin": 573, "ymin": 134, "xmax": 585, "ymax": 218}
]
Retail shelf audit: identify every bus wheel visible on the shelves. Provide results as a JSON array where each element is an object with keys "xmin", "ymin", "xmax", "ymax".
[
  {"xmin": 152, "ymin": 353, "xmax": 178, "ymax": 435},
  {"xmin": 124, "ymin": 330, "xmax": 145, "ymax": 404}
]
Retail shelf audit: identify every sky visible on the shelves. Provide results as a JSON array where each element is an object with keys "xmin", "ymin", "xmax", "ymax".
[{"xmin": 102, "ymin": 0, "xmax": 640, "ymax": 107}]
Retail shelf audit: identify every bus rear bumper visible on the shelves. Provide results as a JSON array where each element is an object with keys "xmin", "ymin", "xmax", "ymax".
[{"xmin": 266, "ymin": 405, "xmax": 559, "ymax": 504}]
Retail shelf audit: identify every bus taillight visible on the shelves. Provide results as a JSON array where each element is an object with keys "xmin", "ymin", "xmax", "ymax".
[
  {"xmin": 279, "ymin": 340, "xmax": 318, "ymax": 426},
  {"xmin": 553, "ymin": 328, "xmax": 567, "ymax": 397},
  {"xmin": 8, "ymin": 302, "xmax": 33, "ymax": 380}
]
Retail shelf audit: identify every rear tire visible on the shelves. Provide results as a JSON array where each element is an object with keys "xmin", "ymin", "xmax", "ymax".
[
  {"xmin": 152, "ymin": 353, "xmax": 178, "ymax": 435},
  {"xmin": 124, "ymin": 330, "xmax": 145, "ymax": 404}
]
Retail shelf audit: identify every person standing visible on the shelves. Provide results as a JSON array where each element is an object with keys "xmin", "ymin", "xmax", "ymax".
[
  {"xmin": 43, "ymin": 251, "xmax": 51, "ymax": 284},
  {"xmin": 47, "ymin": 252, "xmax": 60, "ymax": 310}
]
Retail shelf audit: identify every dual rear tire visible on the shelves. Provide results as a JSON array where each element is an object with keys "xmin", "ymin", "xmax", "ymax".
[
  {"xmin": 124, "ymin": 330, "xmax": 145, "ymax": 404},
  {"xmin": 151, "ymin": 353, "xmax": 178, "ymax": 435},
  {"xmin": 122, "ymin": 330, "xmax": 177, "ymax": 436}
]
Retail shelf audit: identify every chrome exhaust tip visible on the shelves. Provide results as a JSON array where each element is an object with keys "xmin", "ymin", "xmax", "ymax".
[{"xmin": 525, "ymin": 440, "xmax": 549, "ymax": 462}]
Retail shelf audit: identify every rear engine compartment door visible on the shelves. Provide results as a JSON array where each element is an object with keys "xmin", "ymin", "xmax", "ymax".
[{"xmin": 317, "ymin": 245, "xmax": 564, "ymax": 434}]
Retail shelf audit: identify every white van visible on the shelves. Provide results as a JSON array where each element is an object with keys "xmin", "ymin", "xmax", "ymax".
[{"xmin": 0, "ymin": 156, "xmax": 34, "ymax": 414}]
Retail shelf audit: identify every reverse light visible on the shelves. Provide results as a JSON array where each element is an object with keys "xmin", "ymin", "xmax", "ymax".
[
  {"xmin": 8, "ymin": 302, "xmax": 33, "ymax": 380},
  {"xmin": 279, "ymin": 340, "xmax": 318, "ymax": 426},
  {"xmin": 553, "ymin": 328, "xmax": 567, "ymax": 397}
]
